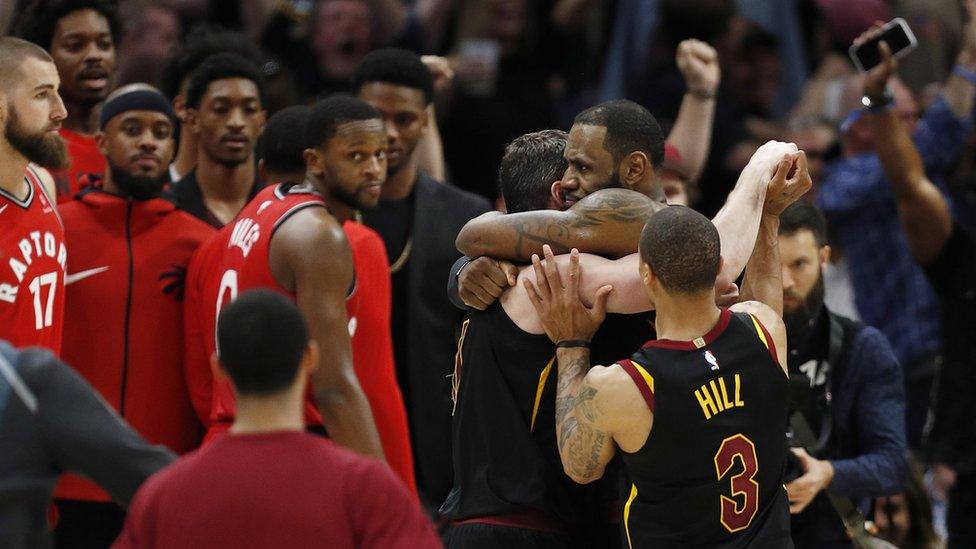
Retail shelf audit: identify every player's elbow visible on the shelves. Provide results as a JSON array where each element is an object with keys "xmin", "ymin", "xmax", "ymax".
[
  {"xmin": 455, "ymin": 225, "xmax": 486, "ymax": 257},
  {"xmin": 563, "ymin": 463, "xmax": 604, "ymax": 485}
]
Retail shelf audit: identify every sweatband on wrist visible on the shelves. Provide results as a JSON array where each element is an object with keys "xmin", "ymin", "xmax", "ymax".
[{"xmin": 556, "ymin": 340, "xmax": 591, "ymax": 349}]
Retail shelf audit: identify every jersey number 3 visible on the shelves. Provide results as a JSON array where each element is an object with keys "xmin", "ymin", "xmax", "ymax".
[{"xmin": 714, "ymin": 433, "xmax": 759, "ymax": 533}]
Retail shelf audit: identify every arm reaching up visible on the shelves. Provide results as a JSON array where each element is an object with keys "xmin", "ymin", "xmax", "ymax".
[
  {"xmin": 856, "ymin": 32, "xmax": 953, "ymax": 264},
  {"xmin": 668, "ymin": 39, "xmax": 720, "ymax": 184}
]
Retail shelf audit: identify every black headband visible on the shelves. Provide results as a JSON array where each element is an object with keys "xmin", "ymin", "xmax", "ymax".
[{"xmin": 99, "ymin": 89, "xmax": 177, "ymax": 130}]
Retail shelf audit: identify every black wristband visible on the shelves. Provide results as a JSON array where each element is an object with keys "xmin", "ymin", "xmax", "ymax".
[{"xmin": 556, "ymin": 339, "xmax": 591, "ymax": 349}]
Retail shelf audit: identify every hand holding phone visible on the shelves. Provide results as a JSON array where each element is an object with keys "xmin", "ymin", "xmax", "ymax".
[{"xmin": 849, "ymin": 18, "xmax": 917, "ymax": 73}]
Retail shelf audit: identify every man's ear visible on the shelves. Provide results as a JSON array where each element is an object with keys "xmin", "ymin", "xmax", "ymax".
[
  {"xmin": 172, "ymin": 94, "xmax": 187, "ymax": 122},
  {"xmin": 95, "ymin": 131, "xmax": 108, "ymax": 155},
  {"xmin": 421, "ymin": 104, "xmax": 432, "ymax": 129},
  {"xmin": 550, "ymin": 180, "xmax": 566, "ymax": 209},
  {"xmin": 303, "ymin": 147, "xmax": 324, "ymax": 176},
  {"xmin": 210, "ymin": 353, "xmax": 229, "ymax": 382},
  {"xmin": 185, "ymin": 108, "xmax": 200, "ymax": 135},
  {"xmin": 622, "ymin": 151, "xmax": 649, "ymax": 189},
  {"xmin": 257, "ymin": 158, "xmax": 268, "ymax": 184},
  {"xmin": 819, "ymin": 245, "xmax": 832, "ymax": 269}
]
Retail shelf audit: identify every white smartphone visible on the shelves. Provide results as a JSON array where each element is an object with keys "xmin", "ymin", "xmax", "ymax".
[{"xmin": 849, "ymin": 17, "xmax": 918, "ymax": 72}]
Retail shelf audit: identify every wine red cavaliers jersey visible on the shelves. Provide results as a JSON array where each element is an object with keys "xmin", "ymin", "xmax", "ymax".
[
  {"xmin": 343, "ymin": 220, "xmax": 417, "ymax": 494},
  {"xmin": 55, "ymin": 189, "xmax": 215, "ymax": 503},
  {"xmin": 0, "ymin": 166, "xmax": 66, "ymax": 354},
  {"xmin": 184, "ymin": 182, "xmax": 339, "ymax": 442},
  {"xmin": 616, "ymin": 309, "xmax": 791, "ymax": 548}
]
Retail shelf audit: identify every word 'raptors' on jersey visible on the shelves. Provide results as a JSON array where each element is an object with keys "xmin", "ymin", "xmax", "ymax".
[{"xmin": 0, "ymin": 167, "xmax": 66, "ymax": 354}]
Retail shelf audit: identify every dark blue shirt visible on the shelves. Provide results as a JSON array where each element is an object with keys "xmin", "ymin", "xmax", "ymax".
[{"xmin": 817, "ymin": 98, "xmax": 971, "ymax": 370}]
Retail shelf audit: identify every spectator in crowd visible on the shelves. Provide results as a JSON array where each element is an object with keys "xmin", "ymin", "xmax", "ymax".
[
  {"xmin": 114, "ymin": 1, "xmax": 182, "ymax": 88},
  {"xmin": 777, "ymin": 200, "xmax": 907, "ymax": 548},
  {"xmin": 15, "ymin": 0, "xmax": 121, "ymax": 201},
  {"xmin": 166, "ymin": 52, "xmax": 266, "ymax": 227},
  {"xmin": 353, "ymin": 48, "xmax": 491, "ymax": 507},
  {"xmin": 861, "ymin": 30, "xmax": 976, "ymax": 548},
  {"xmin": 816, "ymin": 1, "xmax": 976, "ymax": 448},
  {"xmin": 255, "ymin": 104, "xmax": 417, "ymax": 493},
  {"xmin": 114, "ymin": 290, "xmax": 440, "ymax": 549},
  {"xmin": 157, "ymin": 27, "xmax": 264, "ymax": 183},
  {"xmin": 53, "ymin": 84, "xmax": 215, "ymax": 546},
  {"xmin": 0, "ymin": 340, "xmax": 174, "ymax": 549},
  {"xmin": 873, "ymin": 460, "xmax": 940, "ymax": 549}
]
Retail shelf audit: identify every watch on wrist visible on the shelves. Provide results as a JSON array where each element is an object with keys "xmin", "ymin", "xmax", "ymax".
[{"xmin": 861, "ymin": 87, "xmax": 893, "ymax": 111}]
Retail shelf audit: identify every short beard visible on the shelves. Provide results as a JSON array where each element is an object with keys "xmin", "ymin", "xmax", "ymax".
[
  {"xmin": 330, "ymin": 184, "xmax": 374, "ymax": 211},
  {"xmin": 784, "ymin": 270, "xmax": 826, "ymax": 339},
  {"xmin": 109, "ymin": 162, "xmax": 165, "ymax": 200},
  {"xmin": 4, "ymin": 106, "xmax": 69, "ymax": 170}
]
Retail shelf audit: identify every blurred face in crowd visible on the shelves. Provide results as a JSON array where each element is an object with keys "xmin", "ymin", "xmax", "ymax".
[
  {"xmin": 779, "ymin": 228, "xmax": 830, "ymax": 327},
  {"xmin": 312, "ymin": 0, "xmax": 372, "ymax": 81},
  {"xmin": 874, "ymin": 494, "xmax": 911, "ymax": 548},
  {"xmin": 188, "ymin": 78, "xmax": 265, "ymax": 168},
  {"xmin": 844, "ymin": 77, "xmax": 919, "ymax": 154},
  {"xmin": 661, "ymin": 169, "xmax": 689, "ymax": 206},
  {"xmin": 486, "ymin": 0, "xmax": 527, "ymax": 41},
  {"xmin": 306, "ymin": 119, "xmax": 387, "ymax": 210},
  {"xmin": 116, "ymin": 5, "xmax": 181, "ymax": 85},
  {"xmin": 49, "ymin": 8, "xmax": 116, "ymax": 107},
  {"xmin": 98, "ymin": 110, "xmax": 175, "ymax": 199},
  {"xmin": 2, "ymin": 57, "xmax": 69, "ymax": 169},
  {"xmin": 357, "ymin": 82, "xmax": 428, "ymax": 174}
]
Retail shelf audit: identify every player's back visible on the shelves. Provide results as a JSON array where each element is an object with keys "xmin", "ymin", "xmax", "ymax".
[
  {"xmin": 0, "ymin": 166, "xmax": 66, "ymax": 354},
  {"xmin": 194, "ymin": 182, "xmax": 329, "ymax": 437},
  {"xmin": 618, "ymin": 309, "xmax": 791, "ymax": 548},
  {"xmin": 442, "ymin": 300, "xmax": 652, "ymax": 535}
]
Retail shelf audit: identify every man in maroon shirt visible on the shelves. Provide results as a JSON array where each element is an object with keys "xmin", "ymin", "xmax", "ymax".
[{"xmin": 114, "ymin": 289, "xmax": 441, "ymax": 549}]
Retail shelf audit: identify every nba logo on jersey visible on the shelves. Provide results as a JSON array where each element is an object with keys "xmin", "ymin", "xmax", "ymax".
[{"xmin": 704, "ymin": 350, "xmax": 720, "ymax": 371}]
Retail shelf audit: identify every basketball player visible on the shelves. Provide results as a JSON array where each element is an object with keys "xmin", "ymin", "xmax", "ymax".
[
  {"xmin": 443, "ymin": 125, "xmax": 798, "ymax": 547},
  {"xmin": 254, "ymin": 105, "xmax": 417, "ymax": 492},
  {"xmin": 0, "ymin": 37, "xmax": 68, "ymax": 354},
  {"xmin": 54, "ymin": 84, "xmax": 214, "ymax": 546},
  {"xmin": 525, "ymin": 153, "xmax": 812, "ymax": 547},
  {"xmin": 182, "ymin": 95, "xmax": 384, "ymax": 459}
]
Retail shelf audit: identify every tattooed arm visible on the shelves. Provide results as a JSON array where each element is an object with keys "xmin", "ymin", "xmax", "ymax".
[{"xmin": 456, "ymin": 189, "xmax": 663, "ymax": 261}]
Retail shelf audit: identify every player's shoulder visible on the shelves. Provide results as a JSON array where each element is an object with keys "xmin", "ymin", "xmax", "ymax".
[
  {"xmin": 729, "ymin": 301, "xmax": 782, "ymax": 328},
  {"xmin": 586, "ymin": 363, "xmax": 647, "ymax": 406}
]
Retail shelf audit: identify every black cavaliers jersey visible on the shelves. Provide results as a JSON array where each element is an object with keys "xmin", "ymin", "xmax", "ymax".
[
  {"xmin": 440, "ymin": 301, "xmax": 652, "ymax": 529},
  {"xmin": 617, "ymin": 309, "xmax": 791, "ymax": 548}
]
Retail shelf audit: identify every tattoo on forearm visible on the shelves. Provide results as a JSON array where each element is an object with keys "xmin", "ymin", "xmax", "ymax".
[
  {"xmin": 503, "ymin": 190, "xmax": 663, "ymax": 260},
  {"xmin": 555, "ymin": 350, "xmax": 611, "ymax": 481}
]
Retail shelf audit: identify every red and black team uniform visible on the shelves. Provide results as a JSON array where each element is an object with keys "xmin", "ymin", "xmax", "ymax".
[
  {"xmin": 343, "ymin": 220, "xmax": 416, "ymax": 494},
  {"xmin": 184, "ymin": 182, "xmax": 330, "ymax": 441},
  {"xmin": 616, "ymin": 309, "xmax": 792, "ymax": 548},
  {"xmin": 0, "ymin": 166, "xmax": 66, "ymax": 354},
  {"xmin": 55, "ymin": 188, "xmax": 215, "ymax": 513},
  {"xmin": 54, "ymin": 129, "xmax": 106, "ymax": 202}
]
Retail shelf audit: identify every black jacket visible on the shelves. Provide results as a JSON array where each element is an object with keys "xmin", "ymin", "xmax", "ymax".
[{"xmin": 363, "ymin": 174, "xmax": 490, "ymax": 506}]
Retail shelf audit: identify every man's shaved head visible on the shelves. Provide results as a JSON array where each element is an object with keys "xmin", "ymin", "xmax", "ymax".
[
  {"xmin": 0, "ymin": 37, "xmax": 53, "ymax": 92},
  {"xmin": 639, "ymin": 206, "xmax": 721, "ymax": 294}
]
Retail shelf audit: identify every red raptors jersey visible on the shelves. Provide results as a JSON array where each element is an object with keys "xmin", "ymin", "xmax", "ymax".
[
  {"xmin": 343, "ymin": 221, "xmax": 417, "ymax": 494},
  {"xmin": 54, "ymin": 129, "xmax": 106, "ymax": 202},
  {"xmin": 185, "ymin": 182, "xmax": 337, "ymax": 441},
  {"xmin": 55, "ymin": 191, "xmax": 214, "ymax": 502},
  {"xmin": 0, "ymin": 167, "xmax": 66, "ymax": 354}
]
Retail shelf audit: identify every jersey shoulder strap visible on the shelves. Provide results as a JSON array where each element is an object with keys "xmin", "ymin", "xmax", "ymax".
[
  {"xmin": 617, "ymin": 357, "xmax": 655, "ymax": 412},
  {"xmin": 739, "ymin": 312, "xmax": 780, "ymax": 366}
]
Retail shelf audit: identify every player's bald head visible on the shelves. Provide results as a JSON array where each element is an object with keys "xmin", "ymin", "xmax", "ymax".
[
  {"xmin": 639, "ymin": 206, "xmax": 721, "ymax": 294},
  {"xmin": 0, "ymin": 37, "xmax": 54, "ymax": 93}
]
